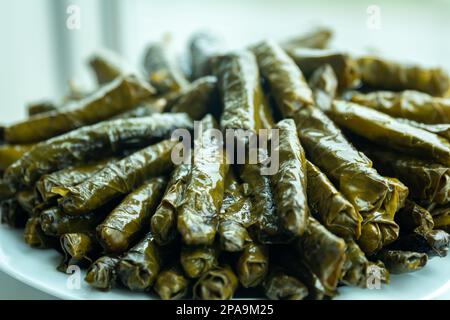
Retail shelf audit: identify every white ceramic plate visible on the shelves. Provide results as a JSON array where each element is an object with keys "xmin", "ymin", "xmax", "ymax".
[{"xmin": 1, "ymin": 224, "xmax": 449, "ymax": 300}]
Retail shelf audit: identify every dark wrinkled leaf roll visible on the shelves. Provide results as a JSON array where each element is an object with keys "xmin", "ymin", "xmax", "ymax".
[
  {"xmin": 180, "ymin": 245, "xmax": 219, "ymax": 279},
  {"xmin": 252, "ymin": 40, "xmax": 314, "ymax": 118},
  {"xmin": 263, "ymin": 268, "xmax": 309, "ymax": 300},
  {"xmin": 16, "ymin": 190, "xmax": 35, "ymax": 216},
  {"xmin": 357, "ymin": 56, "xmax": 450, "ymax": 96},
  {"xmin": 389, "ymin": 229, "xmax": 450, "ymax": 258},
  {"xmin": 40, "ymin": 206, "xmax": 109, "ymax": 237},
  {"xmin": 282, "ymin": 27, "xmax": 333, "ymax": 50},
  {"xmin": 359, "ymin": 142, "xmax": 450, "ymax": 205},
  {"xmin": 117, "ymin": 232, "xmax": 162, "ymax": 291},
  {"xmin": 292, "ymin": 106, "xmax": 406, "ymax": 254},
  {"xmin": 57, "ymin": 139, "xmax": 176, "ymax": 215},
  {"xmin": 24, "ymin": 217, "xmax": 57, "ymax": 249},
  {"xmin": 270, "ymin": 119, "xmax": 309, "ymax": 236},
  {"xmin": 154, "ymin": 265, "xmax": 190, "ymax": 300},
  {"xmin": 0, "ymin": 144, "xmax": 33, "ymax": 171},
  {"xmin": 239, "ymin": 148, "xmax": 285, "ymax": 244},
  {"xmin": 4, "ymin": 76, "xmax": 156, "ymax": 144},
  {"xmin": 286, "ymin": 48, "xmax": 360, "ymax": 90},
  {"xmin": 177, "ymin": 115, "xmax": 228, "ymax": 245},
  {"xmin": 236, "ymin": 242, "xmax": 269, "ymax": 288},
  {"xmin": 151, "ymin": 164, "xmax": 191, "ymax": 245},
  {"xmin": 5, "ymin": 113, "xmax": 193, "ymax": 188},
  {"xmin": 193, "ymin": 265, "xmax": 238, "ymax": 300},
  {"xmin": 329, "ymin": 100, "xmax": 450, "ymax": 166},
  {"xmin": 1, "ymin": 198, "xmax": 28, "ymax": 228},
  {"xmin": 395, "ymin": 200, "xmax": 435, "ymax": 234},
  {"xmin": 27, "ymin": 101, "xmax": 58, "ymax": 117},
  {"xmin": 213, "ymin": 50, "xmax": 274, "ymax": 132},
  {"xmin": 36, "ymin": 159, "xmax": 110, "ymax": 204},
  {"xmin": 306, "ymin": 160, "xmax": 362, "ymax": 240},
  {"xmin": 218, "ymin": 173, "xmax": 254, "ymax": 252},
  {"xmin": 143, "ymin": 41, "xmax": 189, "ymax": 94},
  {"xmin": 85, "ymin": 255, "xmax": 121, "ymax": 291},
  {"xmin": 397, "ymin": 119, "xmax": 450, "ymax": 141},
  {"xmin": 348, "ymin": 90, "xmax": 450, "ymax": 124},
  {"xmin": 58, "ymin": 232, "xmax": 101, "ymax": 272},
  {"xmin": 89, "ymin": 50, "xmax": 134, "ymax": 85},
  {"xmin": 340, "ymin": 240, "xmax": 370, "ymax": 288},
  {"xmin": 189, "ymin": 31, "xmax": 225, "ymax": 80},
  {"xmin": 308, "ymin": 64, "xmax": 338, "ymax": 111},
  {"xmin": 376, "ymin": 250, "xmax": 428, "ymax": 274},
  {"xmin": 169, "ymin": 76, "xmax": 218, "ymax": 120},
  {"xmin": 0, "ymin": 180, "xmax": 15, "ymax": 201},
  {"xmin": 97, "ymin": 177, "xmax": 167, "ymax": 253},
  {"xmin": 295, "ymin": 217, "xmax": 346, "ymax": 294}
]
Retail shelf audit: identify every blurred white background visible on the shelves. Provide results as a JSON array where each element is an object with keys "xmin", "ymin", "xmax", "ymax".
[
  {"xmin": 0, "ymin": 0, "xmax": 449, "ymax": 299},
  {"xmin": 1, "ymin": 0, "xmax": 449, "ymax": 124}
]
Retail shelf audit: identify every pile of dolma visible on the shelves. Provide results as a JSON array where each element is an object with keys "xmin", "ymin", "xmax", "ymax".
[{"xmin": 1, "ymin": 27, "xmax": 450, "ymax": 301}]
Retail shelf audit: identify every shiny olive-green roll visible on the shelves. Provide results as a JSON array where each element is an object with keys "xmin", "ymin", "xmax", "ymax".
[
  {"xmin": 0, "ymin": 144, "xmax": 33, "ymax": 171},
  {"xmin": 252, "ymin": 40, "xmax": 314, "ymax": 118},
  {"xmin": 360, "ymin": 145, "xmax": 450, "ymax": 205},
  {"xmin": 40, "ymin": 206, "xmax": 109, "ymax": 237},
  {"xmin": 306, "ymin": 160, "xmax": 362, "ymax": 240},
  {"xmin": 117, "ymin": 232, "xmax": 162, "ymax": 291},
  {"xmin": 239, "ymin": 148, "xmax": 285, "ymax": 244},
  {"xmin": 57, "ymin": 139, "xmax": 176, "ymax": 216},
  {"xmin": 4, "ymin": 76, "xmax": 155, "ymax": 144},
  {"xmin": 293, "ymin": 106, "xmax": 406, "ymax": 254},
  {"xmin": 328, "ymin": 100, "xmax": 450, "ymax": 166},
  {"xmin": 340, "ymin": 240, "xmax": 369, "ymax": 288},
  {"xmin": 236, "ymin": 242, "xmax": 269, "ymax": 288},
  {"xmin": 177, "ymin": 115, "xmax": 228, "ymax": 245},
  {"xmin": 4, "ymin": 113, "xmax": 193, "ymax": 188},
  {"xmin": 151, "ymin": 164, "xmax": 191, "ymax": 245},
  {"xmin": 97, "ymin": 177, "xmax": 167, "ymax": 253},
  {"xmin": 295, "ymin": 217, "xmax": 346, "ymax": 293},
  {"xmin": 263, "ymin": 270, "xmax": 309, "ymax": 300},
  {"xmin": 58, "ymin": 232, "xmax": 101, "ymax": 272},
  {"xmin": 180, "ymin": 245, "xmax": 219, "ymax": 279},
  {"xmin": 397, "ymin": 119, "xmax": 450, "ymax": 141},
  {"xmin": 24, "ymin": 217, "xmax": 57, "ymax": 249},
  {"xmin": 85, "ymin": 256, "xmax": 121, "ymax": 291},
  {"xmin": 36, "ymin": 159, "xmax": 110, "ymax": 204},
  {"xmin": 213, "ymin": 50, "xmax": 274, "ymax": 132},
  {"xmin": 376, "ymin": 250, "xmax": 428, "ymax": 274},
  {"xmin": 89, "ymin": 50, "xmax": 134, "ymax": 85},
  {"xmin": 349, "ymin": 90, "xmax": 450, "ymax": 124},
  {"xmin": 143, "ymin": 42, "xmax": 189, "ymax": 94},
  {"xmin": 308, "ymin": 64, "xmax": 338, "ymax": 112},
  {"xmin": 357, "ymin": 56, "xmax": 450, "ymax": 96},
  {"xmin": 193, "ymin": 265, "xmax": 239, "ymax": 300},
  {"xmin": 218, "ymin": 173, "xmax": 254, "ymax": 252},
  {"xmin": 170, "ymin": 76, "xmax": 218, "ymax": 120},
  {"xmin": 286, "ymin": 48, "xmax": 360, "ymax": 90},
  {"xmin": 154, "ymin": 266, "xmax": 190, "ymax": 300}
]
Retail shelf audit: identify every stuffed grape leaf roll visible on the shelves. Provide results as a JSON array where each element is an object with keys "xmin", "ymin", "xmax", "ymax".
[
  {"xmin": 3, "ymin": 76, "xmax": 156, "ymax": 144},
  {"xmin": 306, "ymin": 160, "xmax": 362, "ymax": 240},
  {"xmin": 357, "ymin": 56, "xmax": 450, "ymax": 96},
  {"xmin": 348, "ymin": 90, "xmax": 450, "ymax": 124},
  {"xmin": 328, "ymin": 100, "xmax": 450, "ymax": 166},
  {"xmin": 57, "ymin": 139, "xmax": 175, "ymax": 215},
  {"xmin": 5, "ymin": 113, "xmax": 192, "ymax": 188},
  {"xmin": 97, "ymin": 177, "xmax": 167, "ymax": 253},
  {"xmin": 270, "ymin": 119, "xmax": 309, "ymax": 236},
  {"xmin": 252, "ymin": 40, "xmax": 314, "ymax": 118}
]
